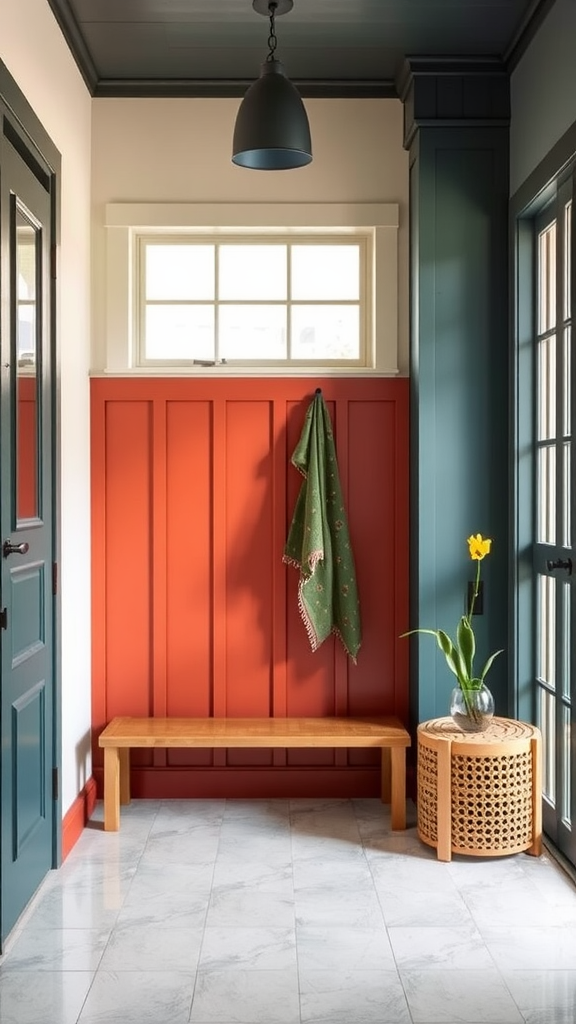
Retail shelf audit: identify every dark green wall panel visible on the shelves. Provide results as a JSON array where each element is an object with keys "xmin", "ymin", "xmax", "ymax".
[{"xmin": 404, "ymin": 68, "xmax": 511, "ymax": 725}]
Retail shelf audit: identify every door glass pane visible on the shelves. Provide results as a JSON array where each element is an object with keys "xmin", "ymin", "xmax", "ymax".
[
  {"xmin": 563, "ymin": 582, "xmax": 571, "ymax": 700},
  {"xmin": 564, "ymin": 201, "xmax": 571, "ymax": 321},
  {"xmin": 563, "ymin": 442, "xmax": 571, "ymax": 547},
  {"xmin": 537, "ymin": 334, "xmax": 556, "ymax": 440},
  {"xmin": 561, "ymin": 706, "xmax": 571, "ymax": 825},
  {"xmin": 15, "ymin": 206, "xmax": 39, "ymax": 522},
  {"xmin": 564, "ymin": 327, "xmax": 571, "ymax": 437},
  {"xmin": 537, "ymin": 445, "xmax": 556, "ymax": 543},
  {"xmin": 539, "ymin": 687, "xmax": 556, "ymax": 804},
  {"xmin": 539, "ymin": 223, "xmax": 556, "ymax": 334},
  {"xmin": 537, "ymin": 573, "xmax": 556, "ymax": 690}
]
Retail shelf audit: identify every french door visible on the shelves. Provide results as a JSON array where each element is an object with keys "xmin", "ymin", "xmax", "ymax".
[{"xmin": 534, "ymin": 176, "xmax": 576, "ymax": 866}]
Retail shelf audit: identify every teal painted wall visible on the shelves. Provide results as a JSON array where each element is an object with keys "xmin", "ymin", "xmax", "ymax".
[
  {"xmin": 402, "ymin": 64, "xmax": 511, "ymax": 726},
  {"xmin": 511, "ymin": 0, "xmax": 576, "ymax": 194}
]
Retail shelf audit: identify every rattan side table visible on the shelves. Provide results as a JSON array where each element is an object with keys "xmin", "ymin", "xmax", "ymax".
[{"xmin": 417, "ymin": 716, "xmax": 542, "ymax": 862}]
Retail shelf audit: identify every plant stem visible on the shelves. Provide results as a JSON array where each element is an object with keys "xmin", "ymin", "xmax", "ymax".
[
  {"xmin": 461, "ymin": 686, "xmax": 481, "ymax": 723},
  {"xmin": 462, "ymin": 558, "xmax": 482, "ymax": 722},
  {"xmin": 467, "ymin": 559, "xmax": 481, "ymax": 625}
]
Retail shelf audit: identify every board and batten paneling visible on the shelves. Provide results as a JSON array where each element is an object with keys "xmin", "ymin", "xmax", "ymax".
[{"xmin": 91, "ymin": 377, "xmax": 409, "ymax": 797}]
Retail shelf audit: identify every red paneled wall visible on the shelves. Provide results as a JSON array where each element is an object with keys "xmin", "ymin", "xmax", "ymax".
[{"xmin": 91, "ymin": 377, "xmax": 409, "ymax": 797}]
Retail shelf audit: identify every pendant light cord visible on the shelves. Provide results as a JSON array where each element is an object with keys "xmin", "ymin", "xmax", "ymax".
[{"xmin": 266, "ymin": 1, "xmax": 279, "ymax": 61}]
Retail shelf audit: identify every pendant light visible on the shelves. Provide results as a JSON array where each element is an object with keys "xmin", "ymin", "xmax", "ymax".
[{"xmin": 232, "ymin": 0, "xmax": 312, "ymax": 170}]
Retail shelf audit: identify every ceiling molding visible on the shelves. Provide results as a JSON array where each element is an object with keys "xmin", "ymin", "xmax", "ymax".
[
  {"xmin": 46, "ymin": 0, "xmax": 557, "ymax": 100},
  {"xmin": 396, "ymin": 56, "xmax": 508, "ymax": 105},
  {"xmin": 47, "ymin": 0, "xmax": 98, "ymax": 93},
  {"xmin": 504, "ymin": 0, "xmax": 559, "ymax": 70}
]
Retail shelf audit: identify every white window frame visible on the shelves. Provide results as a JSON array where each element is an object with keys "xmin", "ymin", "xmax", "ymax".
[{"xmin": 102, "ymin": 203, "xmax": 400, "ymax": 376}]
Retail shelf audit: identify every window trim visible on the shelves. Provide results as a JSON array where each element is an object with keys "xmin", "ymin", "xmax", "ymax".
[{"xmin": 102, "ymin": 202, "xmax": 400, "ymax": 376}]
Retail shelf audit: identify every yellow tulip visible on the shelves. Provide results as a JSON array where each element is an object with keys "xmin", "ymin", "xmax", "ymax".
[{"xmin": 467, "ymin": 533, "xmax": 492, "ymax": 561}]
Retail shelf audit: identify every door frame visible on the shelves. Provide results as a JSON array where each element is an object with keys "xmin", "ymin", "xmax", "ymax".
[
  {"xmin": 511, "ymin": 119, "xmax": 576, "ymax": 866},
  {"xmin": 0, "ymin": 59, "xmax": 61, "ymax": 872}
]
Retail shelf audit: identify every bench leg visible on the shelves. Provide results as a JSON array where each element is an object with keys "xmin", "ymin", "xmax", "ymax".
[
  {"xmin": 119, "ymin": 748, "xmax": 131, "ymax": 806},
  {"xmin": 389, "ymin": 747, "xmax": 406, "ymax": 831},
  {"xmin": 380, "ymin": 748, "xmax": 391, "ymax": 803},
  {"xmin": 103, "ymin": 746, "xmax": 121, "ymax": 832}
]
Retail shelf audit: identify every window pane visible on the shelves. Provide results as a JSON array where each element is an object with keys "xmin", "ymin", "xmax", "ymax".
[
  {"xmin": 537, "ymin": 573, "xmax": 556, "ymax": 690},
  {"xmin": 145, "ymin": 245, "xmax": 214, "ymax": 300},
  {"xmin": 291, "ymin": 305, "xmax": 360, "ymax": 359},
  {"xmin": 291, "ymin": 245, "xmax": 360, "ymax": 300},
  {"xmin": 537, "ymin": 334, "xmax": 556, "ymax": 440},
  {"xmin": 539, "ymin": 686, "xmax": 556, "ymax": 804},
  {"xmin": 219, "ymin": 246, "xmax": 286, "ymax": 300},
  {"xmin": 219, "ymin": 305, "xmax": 286, "ymax": 359},
  {"xmin": 538, "ymin": 223, "xmax": 556, "ymax": 334},
  {"xmin": 563, "ymin": 441, "xmax": 571, "ymax": 547},
  {"xmin": 537, "ymin": 444, "xmax": 556, "ymax": 543},
  {"xmin": 145, "ymin": 305, "xmax": 214, "ymax": 360}
]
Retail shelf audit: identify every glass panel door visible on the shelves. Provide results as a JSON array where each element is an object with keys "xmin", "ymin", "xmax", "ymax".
[{"xmin": 534, "ymin": 183, "xmax": 575, "ymax": 864}]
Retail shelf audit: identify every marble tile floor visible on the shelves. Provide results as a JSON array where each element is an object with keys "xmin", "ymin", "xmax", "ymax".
[{"xmin": 1, "ymin": 797, "xmax": 576, "ymax": 1024}]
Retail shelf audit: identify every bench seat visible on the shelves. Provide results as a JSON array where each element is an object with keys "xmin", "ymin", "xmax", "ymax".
[{"xmin": 98, "ymin": 715, "xmax": 411, "ymax": 832}]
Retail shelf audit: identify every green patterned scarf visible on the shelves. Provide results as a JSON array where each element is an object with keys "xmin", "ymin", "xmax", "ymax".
[{"xmin": 283, "ymin": 392, "xmax": 362, "ymax": 662}]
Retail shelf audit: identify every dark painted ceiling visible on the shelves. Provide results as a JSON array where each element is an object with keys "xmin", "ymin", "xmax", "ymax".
[{"xmin": 47, "ymin": 0, "xmax": 556, "ymax": 98}]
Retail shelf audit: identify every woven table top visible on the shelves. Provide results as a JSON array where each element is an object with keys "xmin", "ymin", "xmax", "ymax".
[{"xmin": 418, "ymin": 716, "xmax": 540, "ymax": 745}]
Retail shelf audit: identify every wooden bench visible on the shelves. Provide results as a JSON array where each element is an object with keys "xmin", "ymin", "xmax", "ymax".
[{"xmin": 98, "ymin": 716, "xmax": 411, "ymax": 832}]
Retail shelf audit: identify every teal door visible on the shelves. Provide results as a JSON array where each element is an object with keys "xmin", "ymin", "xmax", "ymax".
[{"xmin": 0, "ymin": 129, "xmax": 56, "ymax": 945}]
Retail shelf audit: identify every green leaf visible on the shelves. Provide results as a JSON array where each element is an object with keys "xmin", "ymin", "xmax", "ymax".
[
  {"xmin": 436, "ymin": 630, "xmax": 468, "ymax": 686},
  {"xmin": 400, "ymin": 626, "xmax": 471, "ymax": 687},
  {"xmin": 400, "ymin": 628, "xmax": 439, "ymax": 637},
  {"xmin": 434, "ymin": 629, "xmax": 454, "ymax": 655},
  {"xmin": 479, "ymin": 649, "xmax": 504, "ymax": 680},
  {"xmin": 456, "ymin": 617, "xmax": 475, "ymax": 678}
]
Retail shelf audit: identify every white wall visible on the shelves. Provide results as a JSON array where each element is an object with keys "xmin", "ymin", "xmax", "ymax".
[
  {"xmin": 1, "ymin": 1, "xmax": 93, "ymax": 816},
  {"xmin": 91, "ymin": 96, "xmax": 410, "ymax": 374},
  {"xmin": 510, "ymin": 0, "xmax": 576, "ymax": 195}
]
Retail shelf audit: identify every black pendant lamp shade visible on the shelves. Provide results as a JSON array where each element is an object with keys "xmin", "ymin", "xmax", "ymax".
[{"xmin": 232, "ymin": 0, "xmax": 312, "ymax": 171}]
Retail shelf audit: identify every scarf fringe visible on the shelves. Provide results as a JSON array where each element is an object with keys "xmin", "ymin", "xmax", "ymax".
[
  {"xmin": 297, "ymin": 575, "xmax": 321, "ymax": 654},
  {"xmin": 282, "ymin": 554, "xmax": 358, "ymax": 664},
  {"xmin": 282, "ymin": 550, "xmax": 323, "ymax": 576}
]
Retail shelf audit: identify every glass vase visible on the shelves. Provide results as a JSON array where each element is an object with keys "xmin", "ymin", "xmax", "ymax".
[{"xmin": 450, "ymin": 684, "xmax": 494, "ymax": 733}]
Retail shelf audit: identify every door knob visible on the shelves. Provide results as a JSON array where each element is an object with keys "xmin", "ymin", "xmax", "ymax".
[
  {"xmin": 546, "ymin": 557, "xmax": 572, "ymax": 574},
  {"xmin": 2, "ymin": 539, "xmax": 29, "ymax": 558}
]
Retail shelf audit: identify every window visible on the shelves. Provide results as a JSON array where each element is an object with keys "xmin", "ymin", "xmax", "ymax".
[
  {"xmin": 101, "ymin": 202, "xmax": 400, "ymax": 375},
  {"xmin": 139, "ymin": 237, "xmax": 366, "ymax": 366}
]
